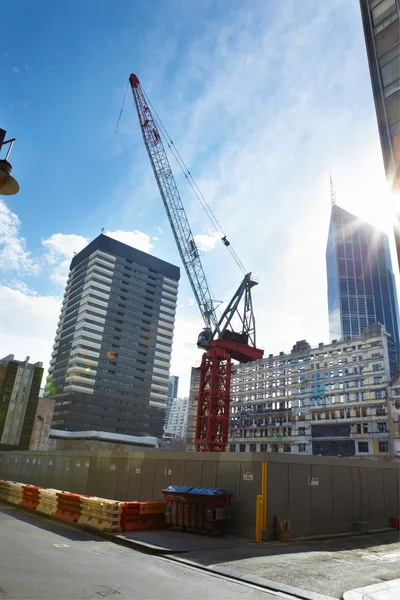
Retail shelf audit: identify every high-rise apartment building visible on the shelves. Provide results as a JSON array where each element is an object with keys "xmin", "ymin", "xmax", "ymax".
[
  {"xmin": 326, "ymin": 204, "xmax": 399, "ymax": 375},
  {"xmin": 229, "ymin": 324, "xmax": 398, "ymax": 460},
  {"xmin": 359, "ymin": 0, "xmax": 400, "ymax": 263},
  {"xmin": 165, "ymin": 375, "xmax": 179, "ymax": 428},
  {"xmin": 46, "ymin": 234, "xmax": 179, "ymax": 439},
  {"xmin": 185, "ymin": 366, "xmax": 201, "ymax": 451},
  {"xmin": 0, "ymin": 355, "xmax": 44, "ymax": 449},
  {"xmin": 164, "ymin": 396, "xmax": 188, "ymax": 439}
]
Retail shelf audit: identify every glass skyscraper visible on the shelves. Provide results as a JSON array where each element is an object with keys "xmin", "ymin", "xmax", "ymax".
[{"xmin": 326, "ymin": 204, "xmax": 399, "ymax": 375}]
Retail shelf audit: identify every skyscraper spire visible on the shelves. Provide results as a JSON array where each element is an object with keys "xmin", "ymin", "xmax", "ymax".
[{"xmin": 330, "ymin": 172, "xmax": 337, "ymax": 206}]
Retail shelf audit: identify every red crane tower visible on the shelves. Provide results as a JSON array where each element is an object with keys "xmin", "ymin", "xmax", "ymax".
[{"xmin": 129, "ymin": 74, "xmax": 264, "ymax": 451}]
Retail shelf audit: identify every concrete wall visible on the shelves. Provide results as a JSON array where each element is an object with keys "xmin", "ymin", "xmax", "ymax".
[{"xmin": 0, "ymin": 450, "xmax": 398, "ymax": 540}]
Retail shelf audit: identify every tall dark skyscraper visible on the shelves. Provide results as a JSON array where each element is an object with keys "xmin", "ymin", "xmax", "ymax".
[
  {"xmin": 46, "ymin": 234, "xmax": 180, "ymax": 439},
  {"xmin": 326, "ymin": 204, "xmax": 400, "ymax": 374},
  {"xmin": 359, "ymin": 0, "xmax": 400, "ymax": 264}
]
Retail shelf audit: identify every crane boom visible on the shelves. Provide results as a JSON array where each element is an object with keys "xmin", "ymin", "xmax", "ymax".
[{"xmin": 129, "ymin": 74, "xmax": 218, "ymax": 333}]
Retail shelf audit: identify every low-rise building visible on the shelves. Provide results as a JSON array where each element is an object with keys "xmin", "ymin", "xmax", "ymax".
[{"xmin": 229, "ymin": 324, "xmax": 397, "ymax": 460}]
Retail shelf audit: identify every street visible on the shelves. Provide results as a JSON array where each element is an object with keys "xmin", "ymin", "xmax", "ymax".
[{"xmin": 0, "ymin": 503, "xmax": 291, "ymax": 600}]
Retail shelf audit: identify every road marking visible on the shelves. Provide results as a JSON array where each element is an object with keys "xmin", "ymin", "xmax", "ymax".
[{"xmin": 52, "ymin": 543, "xmax": 69, "ymax": 548}]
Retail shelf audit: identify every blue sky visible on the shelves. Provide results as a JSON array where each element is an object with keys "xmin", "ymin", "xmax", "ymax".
[{"xmin": 1, "ymin": 0, "xmax": 398, "ymax": 395}]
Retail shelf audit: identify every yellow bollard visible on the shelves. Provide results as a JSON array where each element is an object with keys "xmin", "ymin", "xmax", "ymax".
[
  {"xmin": 261, "ymin": 461, "xmax": 267, "ymax": 530},
  {"xmin": 255, "ymin": 494, "xmax": 263, "ymax": 543}
]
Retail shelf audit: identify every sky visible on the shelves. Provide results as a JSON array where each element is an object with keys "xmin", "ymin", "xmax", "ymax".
[{"xmin": 1, "ymin": 0, "xmax": 399, "ymax": 398}]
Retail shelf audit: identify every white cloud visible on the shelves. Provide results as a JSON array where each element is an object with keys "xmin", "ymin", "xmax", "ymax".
[
  {"xmin": 0, "ymin": 285, "xmax": 61, "ymax": 380},
  {"xmin": 194, "ymin": 230, "xmax": 221, "ymax": 252},
  {"xmin": 12, "ymin": 65, "xmax": 19, "ymax": 73},
  {"xmin": 155, "ymin": 227, "xmax": 164, "ymax": 234},
  {"xmin": 152, "ymin": 236, "xmax": 159, "ymax": 241},
  {"xmin": 0, "ymin": 199, "xmax": 39, "ymax": 275},
  {"xmin": 42, "ymin": 232, "xmax": 88, "ymax": 263},
  {"xmin": 106, "ymin": 229, "xmax": 153, "ymax": 253},
  {"xmin": 42, "ymin": 232, "xmax": 88, "ymax": 285}
]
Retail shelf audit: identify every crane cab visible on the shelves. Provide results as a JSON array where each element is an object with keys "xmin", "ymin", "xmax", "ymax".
[{"xmin": 197, "ymin": 328, "xmax": 212, "ymax": 349}]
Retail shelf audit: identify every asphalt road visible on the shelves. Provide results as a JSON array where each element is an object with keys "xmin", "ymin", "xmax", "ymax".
[{"xmin": 0, "ymin": 504, "xmax": 291, "ymax": 600}]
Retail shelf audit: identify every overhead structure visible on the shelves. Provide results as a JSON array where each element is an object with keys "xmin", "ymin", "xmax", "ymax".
[
  {"xmin": 129, "ymin": 74, "xmax": 263, "ymax": 451},
  {"xmin": 0, "ymin": 129, "xmax": 19, "ymax": 196}
]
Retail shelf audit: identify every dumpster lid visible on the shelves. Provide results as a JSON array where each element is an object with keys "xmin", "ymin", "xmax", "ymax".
[
  {"xmin": 163, "ymin": 485, "xmax": 232, "ymax": 496},
  {"xmin": 190, "ymin": 487, "xmax": 232, "ymax": 496},
  {"xmin": 162, "ymin": 485, "xmax": 194, "ymax": 493}
]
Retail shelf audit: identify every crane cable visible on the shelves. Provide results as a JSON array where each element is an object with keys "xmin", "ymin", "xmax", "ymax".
[
  {"xmin": 140, "ymin": 87, "xmax": 248, "ymax": 276},
  {"xmin": 115, "ymin": 82, "xmax": 130, "ymax": 134}
]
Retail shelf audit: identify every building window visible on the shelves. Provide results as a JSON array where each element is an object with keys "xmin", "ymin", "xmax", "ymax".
[
  {"xmin": 298, "ymin": 443, "xmax": 306, "ymax": 453},
  {"xmin": 249, "ymin": 443, "xmax": 256, "ymax": 452},
  {"xmin": 260, "ymin": 443, "xmax": 267, "ymax": 452},
  {"xmin": 239, "ymin": 444, "xmax": 246, "ymax": 452},
  {"xmin": 283, "ymin": 444, "xmax": 291, "ymax": 453},
  {"xmin": 229, "ymin": 444, "xmax": 236, "ymax": 453},
  {"xmin": 378, "ymin": 441, "xmax": 389, "ymax": 453},
  {"xmin": 358, "ymin": 442, "xmax": 369, "ymax": 453},
  {"xmin": 298, "ymin": 427, "xmax": 306, "ymax": 436},
  {"xmin": 377, "ymin": 422, "xmax": 388, "ymax": 433},
  {"xmin": 372, "ymin": 364, "xmax": 382, "ymax": 372}
]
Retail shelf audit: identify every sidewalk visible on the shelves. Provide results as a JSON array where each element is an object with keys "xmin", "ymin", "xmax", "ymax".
[{"xmin": 343, "ymin": 579, "xmax": 400, "ymax": 600}]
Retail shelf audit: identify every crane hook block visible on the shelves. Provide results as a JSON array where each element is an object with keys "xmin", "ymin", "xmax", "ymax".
[{"xmin": 221, "ymin": 236, "xmax": 230, "ymax": 247}]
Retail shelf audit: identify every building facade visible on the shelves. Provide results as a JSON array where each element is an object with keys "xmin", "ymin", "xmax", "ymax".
[
  {"xmin": 46, "ymin": 234, "xmax": 179, "ymax": 439},
  {"xmin": 229, "ymin": 324, "xmax": 397, "ymax": 460},
  {"xmin": 359, "ymin": 0, "xmax": 400, "ymax": 190},
  {"xmin": 326, "ymin": 204, "xmax": 400, "ymax": 375},
  {"xmin": 359, "ymin": 0, "xmax": 400, "ymax": 264},
  {"xmin": 0, "ymin": 355, "xmax": 44, "ymax": 450},
  {"xmin": 164, "ymin": 397, "xmax": 188, "ymax": 439},
  {"xmin": 165, "ymin": 375, "xmax": 179, "ymax": 429},
  {"xmin": 185, "ymin": 366, "xmax": 201, "ymax": 451},
  {"xmin": 389, "ymin": 368, "xmax": 400, "ymax": 457}
]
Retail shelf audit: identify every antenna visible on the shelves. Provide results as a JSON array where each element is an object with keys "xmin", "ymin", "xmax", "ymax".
[
  {"xmin": 330, "ymin": 172, "xmax": 336, "ymax": 206},
  {"xmin": 101, "ymin": 227, "xmax": 104, "ymax": 233}
]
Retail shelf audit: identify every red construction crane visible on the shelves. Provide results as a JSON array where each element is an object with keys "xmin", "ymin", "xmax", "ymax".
[{"xmin": 129, "ymin": 74, "xmax": 264, "ymax": 451}]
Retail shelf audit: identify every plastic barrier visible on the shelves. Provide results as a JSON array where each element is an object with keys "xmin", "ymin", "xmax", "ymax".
[
  {"xmin": 54, "ymin": 492, "xmax": 82, "ymax": 523},
  {"xmin": 0, "ymin": 479, "xmax": 169, "ymax": 534},
  {"xmin": 390, "ymin": 517, "xmax": 400, "ymax": 529},
  {"xmin": 36, "ymin": 488, "xmax": 59, "ymax": 516},
  {"xmin": 162, "ymin": 486, "xmax": 232, "ymax": 536},
  {"xmin": 20, "ymin": 485, "xmax": 40, "ymax": 510},
  {"xmin": 120, "ymin": 501, "xmax": 166, "ymax": 532},
  {"xmin": 5, "ymin": 481, "xmax": 24, "ymax": 506},
  {"xmin": 78, "ymin": 497, "xmax": 121, "ymax": 532},
  {"xmin": 0, "ymin": 480, "xmax": 11, "ymax": 501}
]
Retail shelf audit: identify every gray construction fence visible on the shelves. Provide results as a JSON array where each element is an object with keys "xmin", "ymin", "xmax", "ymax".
[{"xmin": 0, "ymin": 450, "xmax": 398, "ymax": 539}]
